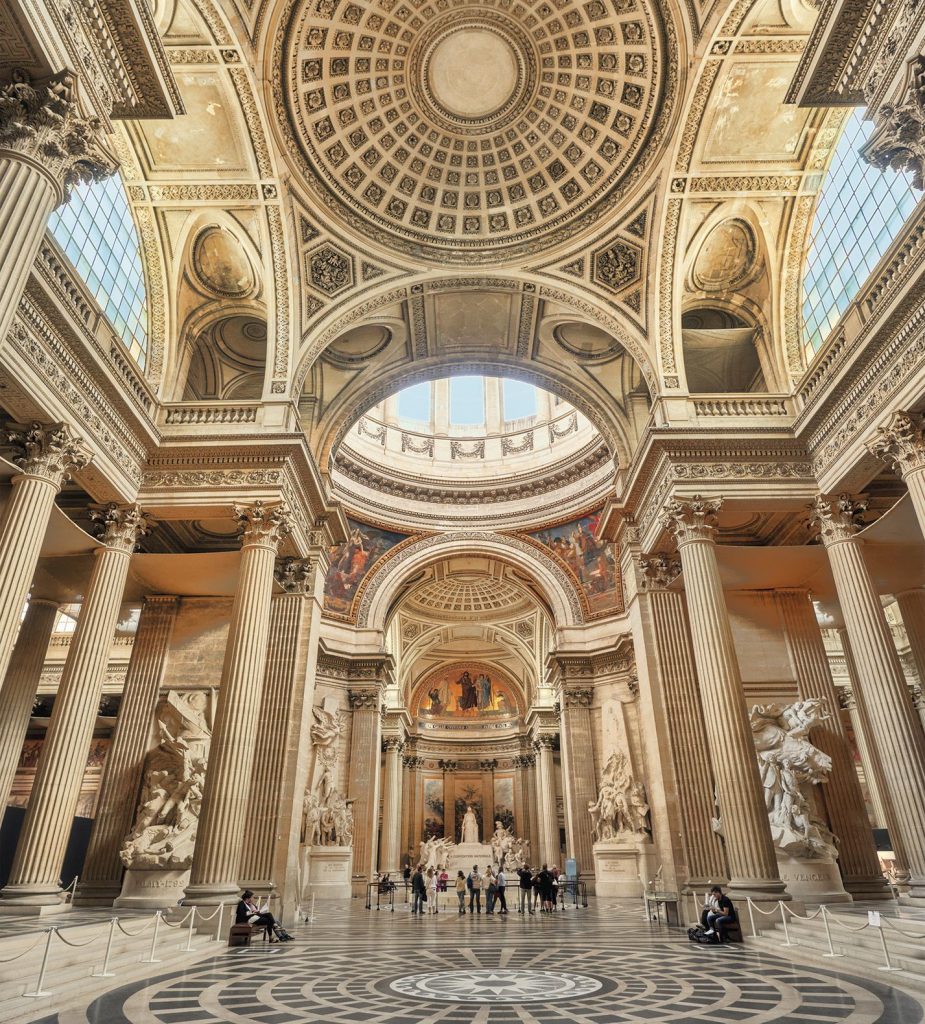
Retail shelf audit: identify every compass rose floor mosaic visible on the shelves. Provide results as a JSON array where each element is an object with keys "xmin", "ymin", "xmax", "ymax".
[{"xmin": 23, "ymin": 904, "xmax": 925, "ymax": 1024}]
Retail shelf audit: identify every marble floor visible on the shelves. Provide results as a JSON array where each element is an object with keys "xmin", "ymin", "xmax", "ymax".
[{"xmin": 21, "ymin": 901, "xmax": 925, "ymax": 1024}]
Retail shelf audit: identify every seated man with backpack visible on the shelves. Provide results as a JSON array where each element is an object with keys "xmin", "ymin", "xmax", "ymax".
[{"xmin": 690, "ymin": 886, "xmax": 737, "ymax": 943}]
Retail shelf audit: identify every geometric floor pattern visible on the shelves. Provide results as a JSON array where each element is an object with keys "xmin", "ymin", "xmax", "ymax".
[{"xmin": 32, "ymin": 904, "xmax": 925, "ymax": 1024}]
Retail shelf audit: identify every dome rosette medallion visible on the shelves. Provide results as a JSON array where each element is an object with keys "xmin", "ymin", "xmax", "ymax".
[{"xmin": 278, "ymin": 0, "xmax": 675, "ymax": 262}]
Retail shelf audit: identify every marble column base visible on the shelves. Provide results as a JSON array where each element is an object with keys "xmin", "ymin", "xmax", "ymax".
[
  {"xmin": 181, "ymin": 881, "xmax": 240, "ymax": 906},
  {"xmin": 72, "ymin": 879, "xmax": 123, "ymax": 907},
  {"xmin": 115, "ymin": 868, "xmax": 191, "ymax": 910},
  {"xmin": 0, "ymin": 886, "xmax": 72, "ymax": 915},
  {"xmin": 304, "ymin": 845, "xmax": 353, "ymax": 900}
]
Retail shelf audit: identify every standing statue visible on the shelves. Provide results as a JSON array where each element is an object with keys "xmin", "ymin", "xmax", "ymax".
[
  {"xmin": 588, "ymin": 750, "xmax": 649, "ymax": 842},
  {"xmin": 749, "ymin": 700, "xmax": 837, "ymax": 860},
  {"xmin": 419, "ymin": 836, "xmax": 455, "ymax": 870},
  {"xmin": 120, "ymin": 692, "xmax": 212, "ymax": 870},
  {"xmin": 302, "ymin": 702, "xmax": 355, "ymax": 847},
  {"xmin": 461, "ymin": 804, "xmax": 480, "ymax": 843},
  {"xmin": 488, "ymin": 821, "xmax": 530, "ymax": 869}
]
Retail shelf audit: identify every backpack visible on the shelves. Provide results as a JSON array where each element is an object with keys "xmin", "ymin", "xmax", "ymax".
[
  {"xmin": 466, "ymin": 874, "xmax": 473, "ymax": 891},
  {"xmin": 687, "ymin": 925, "xmax": 717, "ymax": 944}
]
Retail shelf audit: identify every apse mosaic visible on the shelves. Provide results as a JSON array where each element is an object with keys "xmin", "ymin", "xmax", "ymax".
[
  {"xmin": 413, "ymin": 662, "xmax": 522, "ymax": 729},
  {"xmin": 323, "ymin": 518, "xmax": 407, "ymax": 617},
  {"xmin": 527, "ymin": 510, "xmax": 621, "ymax": 616}
]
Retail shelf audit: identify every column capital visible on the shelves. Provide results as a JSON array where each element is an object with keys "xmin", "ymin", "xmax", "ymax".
[
  {"xmin": 911, "ymin": 684, "xmax": 925, "ymax": 711},
  {"xmin": 864, "ymin": 57, "xmax": 925, "ymax": 190},
  {"xmin": 348, "ymin": 686, "xmax": 381, "ymax": 710},
  {"xmin": 867, "ymin": 410, "xmax": 925, "ymax": 479},
  {"xmin": 6, "ymin": 421, "xmax": 92, "ymax": 487},
  {"xmin": 0, "ymin": 70, "xmax": 118, "ymax": 203},
  {"xmin": 274, "ymin": 555, "xmax": 317, "ymax": 594},
  {"xmin": 89, "ymin": 503, "xmax": 150, "ymax": 553},
  {"xmin": 478, "ymin": 759, "xmax": 498, "ymax": 771},
  {"xmin": 382, "ymin": 737, "xmax": 404, "ymax": 753},
  {"xmin": 562, "ymin": 687, "xmax": 593, "ymax": 708},
  {"xmin": 438, "ymin": 758, "xmax": 458, "ymax": 772},
  {"xmin": 660, "ymin": 495, "xmax": 722, "ymax": 545},
  {"xmin": 233, "ymin": 501, "xmax": 292, "ymax": 550},
  {"xmin": 402, "ymin": 754, "xmax": 424, "ymax": 770},
  {"xmin": 809, "ymin": 494, "xmax": 869, "ymax": 546},
  {"xmin": 836, "ymin": 686, "xmax": 855, "ymax": 712},
  {"xmin": 513, "ymin": 753, "xmax": 536, "ymax": 769},
  {"xmin": 533, "ymin": 732, "xmax": 558, "ymax": 751},
  {"xmin": 637, "ymin": 552, "xmax": 682, "ymax": 590}
]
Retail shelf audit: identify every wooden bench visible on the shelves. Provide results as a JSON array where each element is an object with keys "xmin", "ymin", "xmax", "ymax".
[
  {"xmin": 228, "ymin": 922, "xmax": 270, "ymax": 947},
  {"xmin": 721, "ymin": 916, "xmax": 744, "ymax": 943}
]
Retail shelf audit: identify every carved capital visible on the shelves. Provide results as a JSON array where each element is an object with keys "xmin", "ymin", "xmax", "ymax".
[
  {"xmin": 438, "ymin": 758, "xmax": 458, "ymax": 772},
  {"xmin": 911, "ymin": 683, "xmax": 925, "ymax": 711},
  {"xmin": 809, "ymin": 494, "xmax": 869, "ymax": 546},
  {"xmin": 403, "ymin": 754, "xmax": 424, "ymax": 770},
  {"xmin": 513, "ymin": 753, "xmax": 536, "ymax": 769},
  {"xmin": 627, "ymin": 675, "xmax": 639, "ymax": 700},
  {"xmin": 864, "ymin": 58, "xmax": 925, "ymax": 190},
  {"xmin": 478, "ymin": 759, "xmax": 497, "ymax": 772},
  {"xmin": 563, "ymin": 687, "xmax": 593, "ymax": 708},
  {"xmin": 274, "ymin": 555, "xmax": 316, "ymax": 594},
  {"xmin": 89, "ymin": 503, "xmax": 150, "ymax": 553},
  {"xmin": 233, "ymin": 501, "xmax": 292, "ymax": 550},
  {"xmin": 867, "ymin": 411, "xmax": 925, "ymax": 479},
  {"xmin": 837, "ymin": 687, "xmax": 856, "ymax": 712},
  {"xmin": 348, "ymin": 687, "xmax": 381, "ymax": 710},
  {"xmin": 533, "ymin": 733, "xmax": 557, "ymax": 751},
  {"xmin": 383, "ymin": 737, "xmax": 404, "ymax": 753},
  {"xmin": 5, "ymin": 421, "xmax": 92, "ymax": 487},
  {"xmin": 660, "ymin": 495, "xmax": 722, "ymax": 545},
  {"xmin": 0, "ymin": 70, "xmax": 118, "ymax": 202},
  {"xmin": 637, "ymin": 552, "xmax": 682, "ymax": 590}
]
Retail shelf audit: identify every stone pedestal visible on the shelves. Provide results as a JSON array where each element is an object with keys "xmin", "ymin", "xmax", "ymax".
[
  {"xmin": 115, "ymin": 869, "xmax": 190, "ymax": 910},
  {"xmin": 303, "ymin": 846, "xmax": 353, "ymax": 900},
  {"xmin": 446, "ymin": 842, "xmax": 494, "ymax": 877},
  {"xmin": 775, "ymin": 854, "xmax": 851, "ymax": 904},
  {"xmin": 592, "ymin": 839, "xmax": 656, "ymax": 898}
]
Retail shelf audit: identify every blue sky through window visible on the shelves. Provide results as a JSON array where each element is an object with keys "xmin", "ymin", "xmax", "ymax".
[
  {"xmin": 397, "ymin": 381, "xmax": 430, "ymax": 421},
  {"xmin": 502, "ymin": 378, "xmax": 537, "ymax": 420},
  {"xmin": 802, "ymin": 108, "xmax": 920, "ymax": 359},
  {"xmin": 449, "ymin": 376, "xmax": 486, "ymax": 425}
]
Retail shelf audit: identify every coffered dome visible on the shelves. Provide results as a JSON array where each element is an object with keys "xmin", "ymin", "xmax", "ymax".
[{"xmin": 278, "ymin": 0, "xmax": 675, "ymax": 262}]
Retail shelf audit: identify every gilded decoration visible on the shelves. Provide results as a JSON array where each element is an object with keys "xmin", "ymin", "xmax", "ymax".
[
  {"xmin": 411, "ymin": 661, "xmax": 523, "ymax": 732},
  {"xmin": 276, "ymin": 0, "xmax": 676, "ymax": 263}
]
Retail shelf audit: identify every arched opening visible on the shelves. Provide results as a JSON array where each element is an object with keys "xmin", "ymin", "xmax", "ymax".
[
  {"xmin": 181, "ymin": 314, "xmax": 268, "ymax": 401},
  {"xmin": 680, "ymin": 307, "xmax": 767, "ymax": 393}
]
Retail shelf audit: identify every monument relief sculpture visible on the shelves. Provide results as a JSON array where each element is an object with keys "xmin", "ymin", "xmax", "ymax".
[
  {"xmin": 119, "ymin": 692, "xmax": 212, "ymax": 870},
  {"xmin": 588, "ymin": 750, "xmax": 650, "ymax": 842}
]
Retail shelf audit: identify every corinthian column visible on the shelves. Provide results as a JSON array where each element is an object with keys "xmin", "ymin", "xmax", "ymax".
[
  {"xmin": 0, "ymin": 423, "xmax": 90, "ymax": 691},
  {"xmin": 895, "ymin": 590, "xmax": 925, "ymax": 704},
  {"xmin": 0, "ymin": 504, "xmax": 148, "ymax": 908},
  {"xmin": 660, "ymin": 497, "xmax": 788, "ymax": 902},
  {"xmin": 811, "ymin": 496, "xmax": 925, "ymax": 898},
  {"xmin": 557, "ymin": 683, "xmax": 596, "ymax": 882},
  {"xmin": 534, "ymin": 734, "xmax": 560, "ymax": 867},
  {"xmin": 74, "ymin": 596, "xmax": 179, "ymax": 906},
  {"xmin": 379, "ymin": 736, "xmax": 404, "ymax": 875},
  {"xmin": 239, "ymin": 555, "xmax": 325, "ymax": 919},
  {"xmin": 868, "ymin": 411, "xmax": 925, "ymax": 537},
  {"xmin": 777, "ymin": 589, "xmax": 890, "ymax": 899},
  {"xmin": 0, "ymin": 70, "xmax": 117, "ymax": 347},
  {"xmin": 0, "ymin": 598, "xmax": 58, "ymax": 812},
  {"xmin": 347, "ymin": 685, "xmax": 383, "ymax": 895},
  {"xmin": 184, "ymin": 502, "xmax": 291, "ymax": 906}
]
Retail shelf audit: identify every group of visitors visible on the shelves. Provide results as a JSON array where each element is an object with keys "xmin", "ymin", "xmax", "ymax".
[{"xmin": 408, "ymin": 863, "xmax": 565, "ymax": 915}]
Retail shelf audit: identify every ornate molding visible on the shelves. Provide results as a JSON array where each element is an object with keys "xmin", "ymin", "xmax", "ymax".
[
  {"xmin": 89, "ymin": 502, "xmax": 149, "ymax": 552},
  {"xmin": 660, "ymin": 495, "xmax": 722, "ymax": 545},
  {"xmin": 808, "ymin": 494, "xmax": 869, "ymax": 546},
  {"xmin": 637, "ymin": 553, "xmax": 682, "ymax": 590},
  {"xmin": 348, "ymin": 687, "xmax": 381, "ymax": 710},
  {"xmin": 233, "ymin": 500, "xmax": 292, "ymax": 549},
  {"xmin": 0, "ymin": 70, "xmax": 118, "ymax": 202},
  {"xmin": 562, "ymin": 687, "xmax": 593, "ymax": 708},
  {"xmin": 866, "ymin": 409, "xmax": 925, "ymax": 478},
  {"xmin": 274, "ymin": 555, "xmax": 317, "ymax": 594},
  {"xmin": 5, "ymin": 420, "xmax": 92, "ymax": 486}
]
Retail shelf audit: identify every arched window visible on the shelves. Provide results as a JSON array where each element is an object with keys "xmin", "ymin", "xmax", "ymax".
[
  {"xmin": 802, "ymin": 108, "xmax": 920, "ymax": 362},
  {"xmin": 48, "ymin": 176, "xmax": 149, "ymax": 370}
]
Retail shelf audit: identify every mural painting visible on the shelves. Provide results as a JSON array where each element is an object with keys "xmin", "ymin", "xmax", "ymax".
[
  {"xmin": 422, "ymin": 777, "xmax": 444, "ymax": 840},
  {"xmin": 494, "ymin": 776, "xmax": 515, "ymax": 833},
  {"xmin": 453, "ymin": 778, "xmax": 483, "ymax": 844},
  {"xmin": 414, "ymin": 662, "xmax": 521, "ymax": 723},
  {"xmin": 528, "ymin": 510, "xmax": 621, "ymax": 615},
  {"xmin": 323, "ymin": 518, "xmax": 407, "ymax": 617}
]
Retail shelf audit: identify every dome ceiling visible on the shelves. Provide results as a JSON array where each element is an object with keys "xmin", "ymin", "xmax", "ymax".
[
  {"xmin": 278, "ymin": 0, "xmax": 675, "ymax": 262},
  {"xmin": 405, "ymin": 573, "xmax": 533, "ymax": 617}
]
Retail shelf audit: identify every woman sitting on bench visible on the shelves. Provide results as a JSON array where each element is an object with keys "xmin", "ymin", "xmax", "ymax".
[{"xmin": 237, "ymin": 889, "xmax": 284, "ymax": 942}]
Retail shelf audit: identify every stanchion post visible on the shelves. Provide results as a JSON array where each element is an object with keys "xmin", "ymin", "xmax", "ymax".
[
  {"xmin": 779, "ymin": 902, "xmax": 795, "ymax": 947},
  {"xmin": 309, "ymin": 893, "xmax": 315, "ymax": 923},
  {"xmin": 143, "ymin": 911, "xmax": 162, "ymax": 964},
  {"xmin": 747, "ymin": 898, "xmax": 757, "ymax": 938},
  {"xmin": 821, "ymin": 906, "xmax": 844, "ymax": 958},
  {"xmin": 23, "ymin": 929, "xmax": 55, "ymax": 998},
  {"xmin": 94, "ymin": 918, "xmax": 118, "ymax": 977},
  {"xmin": 877, "ymin": 925, "xmax": 902, "ymax": 972},
  {"xmin": 183, "ymin": 906, "xmax": 196, "ymax": 952},
  {"xmin": 214, "ymin": 902, "xmax": 225, "ymax": 943}
]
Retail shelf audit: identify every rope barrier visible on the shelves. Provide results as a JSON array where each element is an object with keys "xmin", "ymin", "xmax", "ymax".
[
  {"xmin": 880, "ymin": 917, "xmax": 925, "ymax": 940},
  {"xmin": 0, "ymin": 931, "xmax": 46, "ymax": 963},
  {"xmin": 116, "ymin": 916, "xmax": 155, "ymax": 938},
  {"xmin": 55, "ymin": 927, "xmax": 102, "ymax": 948},
  {"xmin": 193, "ymin": 904, "xmax": 223, "ymax": 922},
  {"xmin": 160, "ymin": 908, "xmax": 193, "ymax": 930}
]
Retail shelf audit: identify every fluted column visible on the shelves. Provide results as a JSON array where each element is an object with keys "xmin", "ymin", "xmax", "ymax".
[
  {"xmin": 184, "ymin": 502, "xmax": 291, "ymax": 905},
  {"xmin": 0, "ymin": 504, "xmax": 148, "ymax": 908},
  {"xmin": 238, "ymin": 555, "xmax": 325, "ymax": 919},
  {"xmin": 480, "ymin": 759, "xmax": 495, "ymax": 835},
  {"xmin": 812, "ymin": 495, "xmax": 925, "ymax": 899},
  {"xmin": 347, "ymin": 686, "xmax": 383, "ymax": 894},
  {"xmin": 0, "ymin": 423, "xmax": 90, "ymax": 694},
  {"xmin": 558, "ymin": 685, "xmax": 596, "ymax": 879},
  {"xmin": 524, "ymin": 753, "xmax": 540, "ymax": 863},
  {"xmin": 379, "ymin": 738, "xmax": 404, "ymax": 874},
  {"xmin": 401, "ymin": 750, "xmax": 421, "ymax": 862},
  {"xmin": 896, "ymin": 590, "xmax": 925, "ymax": 702},
  {"xmin": 661, "ymin": 497, "xmax": 788, "ymax": 901},
  {"xmin": 0, "ymin": 598, "xmax": 58, "ymax": 812},
  {"xmin": 75, "ymin": 596, "xmax": 179, "ymax": 906},
  {"xmin": 0, "ymin": 71, "xmax": 117, "ymax": 347},
  {"xmin": 534, "ymin": 734, "xmax": 560, "ymax": 867},
  {"xmin": 868, "ymin": 411, "xmax": 925, "ymax": 538},
  {"xmin": 639, "ymin": 554, "xmax": 728, "ymax": 888},
  {"xmin": 777, "ymin": 589, "xmax": 890, "ymax": 899}
]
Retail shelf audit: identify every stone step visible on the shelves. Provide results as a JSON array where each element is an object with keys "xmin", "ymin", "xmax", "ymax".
[{"xmin": 0, "ymin": 911, "xmax": 221, "ymax": 1022}]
